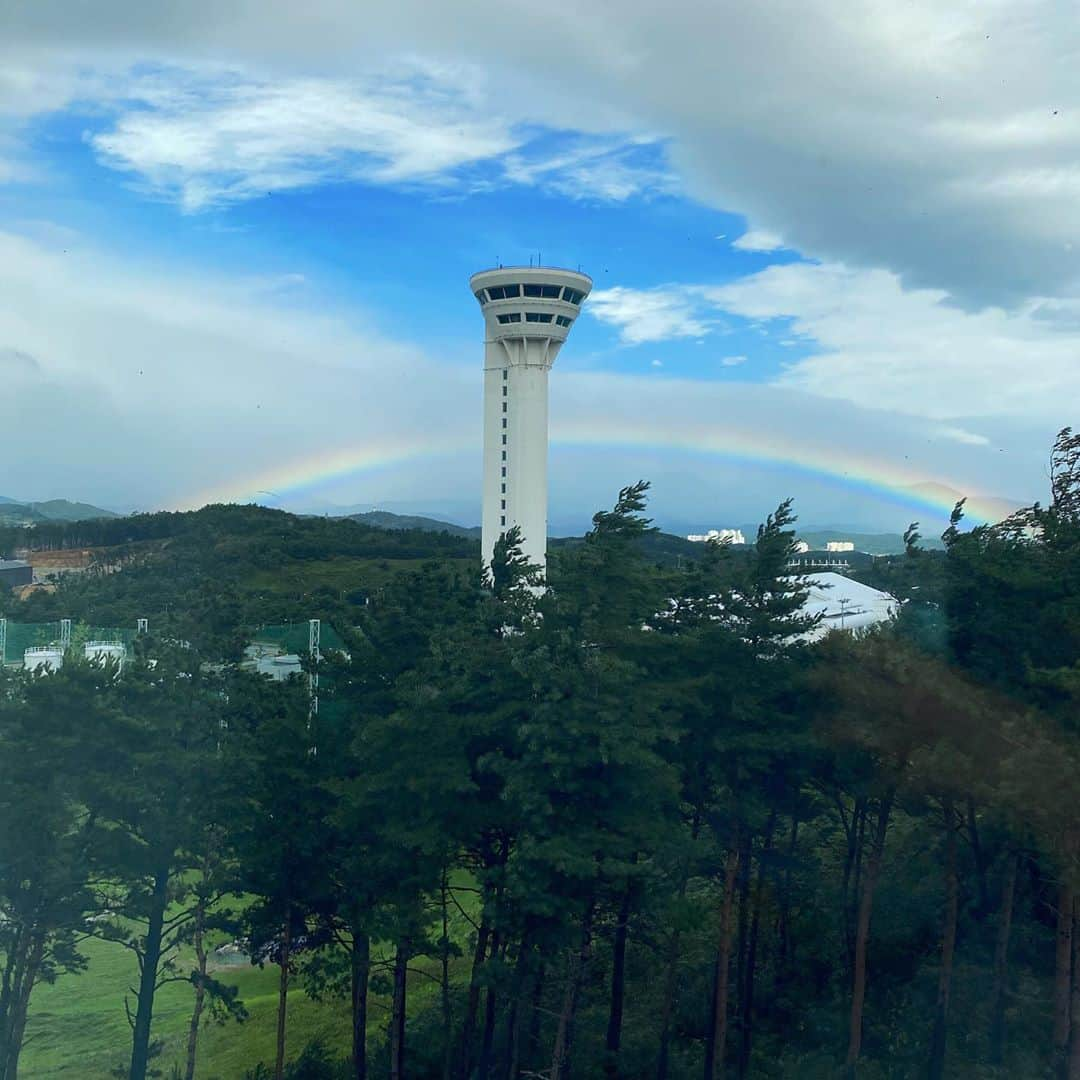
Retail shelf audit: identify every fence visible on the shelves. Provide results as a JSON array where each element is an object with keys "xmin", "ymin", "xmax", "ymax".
[
  {"xmin": 1, "ymin": 618, "xmax": 347, "ymax": 667},
  {"xmin": 0, "ymin": 620, "xmax": 140, "ymax": 666}
]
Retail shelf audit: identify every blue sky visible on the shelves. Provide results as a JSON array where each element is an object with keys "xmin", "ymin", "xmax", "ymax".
[{"xmin": 1, "ymin": 5, "xmax": 1078, "ymax": 533}]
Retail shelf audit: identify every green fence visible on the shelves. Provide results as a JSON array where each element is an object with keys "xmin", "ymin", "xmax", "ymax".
[
  {"xmin": 1, "ymin": 618, "xmax": 345, "ymax": 666},
  {"xmin": 249, "ymin": 621, "xmax": 347, "ymax": 656},
  {"xmin": 1, "ymin": 621, "xmax": 141, "ymax": 666}
]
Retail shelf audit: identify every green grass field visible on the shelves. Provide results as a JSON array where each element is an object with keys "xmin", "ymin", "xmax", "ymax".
[
  {"xmin": 21, "ymin": 887, "xmax": 473, "ymax": 1079},
  {"xmin": 21, "ymin": 934, "xmax": 354, "ymax": 1079}
]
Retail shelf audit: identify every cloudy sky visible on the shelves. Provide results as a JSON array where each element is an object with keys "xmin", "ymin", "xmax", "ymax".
[{"xmin": 1, "ymin": 1, "xmax": 1077, "ymax": 533}]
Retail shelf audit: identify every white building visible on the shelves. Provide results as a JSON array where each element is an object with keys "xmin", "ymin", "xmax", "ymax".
[
  {"xmin": 825, "ymin": 540, "xmax": 856, "ymax": 552},
  {"xmin": 471, "ymin": 266, "xmax": 592, "ymax": 575},
  {"xmin": 793, "ymin": 540, "xmax": 810, "ymax": 554},
  {"xmin": 798, "ymin": 573, "xmax": 898, "ymax": 641},
  {"xmin": 687, "ymin": 528, "xmax": 747, "ymax": 545}
]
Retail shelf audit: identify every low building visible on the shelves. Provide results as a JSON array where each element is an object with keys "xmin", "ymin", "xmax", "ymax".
[
  {"xmin": 793, "ymin": 540, "xmax": 810, "ymax": 554},
  {"xmin": 0, "ymin": 559, "xmax": 32, "ymax": 589},
  {"xmin": 825, "ymin": 540, "xmax": 855, "ymax": 552},
  {"xmin": 787, "ymin": 549, "xmax": 873, "ymax": 573},
  {"xmin": 687, "ymin": 528, "xmax": 747, "ymax": 545}
]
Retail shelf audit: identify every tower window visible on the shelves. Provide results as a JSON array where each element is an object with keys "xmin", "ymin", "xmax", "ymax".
[
  {"xmin": 487, "ymin": 284, "xmax": 521, "ymax": 300},
  {"xmin": 501, "ymin": 450, "xmax": 506, "ymax": 460},
  {"xmin": 523, "ymin": 283, "xmax": 563, "ymax": 298},
  {"xmin": 497, "ymin": 312, "xmax": 522, "ymax": 324},
  {"xmin": 502, "ymin": 401, "xmax": 507, "ymax": 412},
  {"xmin": 501, "ymin": 483, "xmax": 506, "ymax": 494},
  {"xmin": 501, "ymin": 466, "xmax": 506, "ymax": 477},
  {"xmin": 525, "ymin": 312, "xmax": 554, "ymax": 323},
  {"xmin": 501, "ymin": 499, "xmax": 506, "ymax": 510},
  {"xmin": 475, "ymin": 290, "xmax": 488, "ymax": 305},
  {"xmin": 502, "ymin": 435, "xmax": 507, "ymax": 445},
  {"xmin": 502, "ymin": 417, "xmax": 507, "ymax": 428},
  {"xmin": 556, "ymin": 315, "xmax": 573, "ymax": 327},
  {"xmin": 503, "ymin": 369, "xmax": 508, "ymax": 380},
  {"xmin": 501, "ymin": 515, "xmax": 506, "ymax": 526},
  {"xmin": 562, "ymin": 288, "xmax": 585, "ymax": 305},
  {"xmin": 502, "ymin": 385, "xmax": 507, "ymax": 396}
]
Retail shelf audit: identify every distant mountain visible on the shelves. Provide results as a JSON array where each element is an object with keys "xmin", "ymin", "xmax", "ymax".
[
  {"xmin": 901, "ymin": 483, "xmax": 1025, "ymax": 525},
  {"xmin": 347, "ymin": 510, "xmax": 480, "ymax": 538},
  {"xmin": 0, "ymin": 498, "xmax": 118, "ymax": 523}
]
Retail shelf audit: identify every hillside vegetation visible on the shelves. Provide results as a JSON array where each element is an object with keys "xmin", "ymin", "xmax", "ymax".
[{"xmin": 2, "ymin": 431, "xmax": 1080, "ymax": 1080}]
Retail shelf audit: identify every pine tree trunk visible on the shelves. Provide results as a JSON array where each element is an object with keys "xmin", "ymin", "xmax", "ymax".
[
  {"xmin": 965, "ymin": 799, "xmax": 991, "ymax": 918},
  {"xmin": 840, "ymin": 798, "xmax": 867, "ymax": 973},
  {"xmin": 845, "ymin": 790, "xmax": 894, "ymax": 1077},
  {"xmin": 928, "ymin": 799, "xmax": 959, "ymax": 1080},
  {"xmin": 274, "ymin": 919, "xmax": 291, "ymax": 1080},
  {"xmin": 184, "ymin": 896, "xmax": 208, "ymax": 1080},
  {"xmin": 738, "ymin": 810, "xmax": 776, "ymax": 1079},
  {"xmin": 1069, "ymin": 898, "xmax": 1080, "ymax": 1080},
  {"xmin": 351, "ymin": 930, "xmax": 370, "ymax": 1080},
  {"xmin": 390, "ymin": 942, "xmax": 408, "ymax": 1080},
  {"xmin": 478, "ymin": 929, "xmax": 502, "ymax": 1080},
  {"xmin": 129, "ymin": 864, "xmax": 170, "ymax": 1080},
  {"xmin": 522, "ymin": 960, "xmax": 546, "ymax": 1079},
  {"xmin": 548, "ymin": 902, "xmax": 593, "ymax": 1080},
  {"xmin": 733, "ymin": 833, "xmax": 751, "ymax": 1058},
  {"xmin": 989, "ymin": 851, "xmax": 1019, "ymax": 1065},
  {"xmin": 0, "ymin": 921, "xmax": 24, "ymax": 1072},
  {"xmin": 458, "ymin": 912, "xmax": 491, "ymax": 1077},
  {"xmin": 605, "ymin": 884, "xmax": 633, "ymax": 1079},
  {"xmin": 657, "ymin": 829, "xmax": 697, "ymax": 1080},
  {"xmin": 2, "ymin": 931, "xmax": 43, "ymax": 1080},
  {"xmin": 1055, "ymin": 880, "xmax": 1075, "ymax": 1063},
  {"xmin": 499, "ymin": 922, "xmax": 535, "ymax": 1080},
  {"xmin": 776, "ymin": 813, "xmax": 799, "ymax": 977},
  {"xmin": 441, "ymin": 875, "xmax": 453, "ymax": 1080},
  {"xmin": 0, "ymin": 923, "xmax": 28, "ymax": 1080},
  {"xmin": 655, "ymin": 924, "xmax": 681, "ymax": 1080},
  {"xmin": 703, "ymin": 848, "xmax": 740, "ymax": 1080}
]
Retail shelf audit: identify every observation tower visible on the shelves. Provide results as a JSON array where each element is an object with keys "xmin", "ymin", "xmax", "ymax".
[{"xmin": 470, "ymin": 265, "xmax": 592, "ymax": 577}]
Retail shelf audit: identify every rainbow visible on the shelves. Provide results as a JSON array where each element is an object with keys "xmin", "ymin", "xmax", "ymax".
[{"xmin": 177, "ymin": 421, "xmax": 1009, "ymax": 525}]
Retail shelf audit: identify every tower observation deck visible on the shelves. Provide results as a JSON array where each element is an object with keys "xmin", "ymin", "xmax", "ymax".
[{"xmin": 470, "ymin": 266, "xmax": 593, "ymax": 577}]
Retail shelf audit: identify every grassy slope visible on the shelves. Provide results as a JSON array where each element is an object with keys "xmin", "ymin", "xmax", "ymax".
[
  {"xmin": 23, "ymin": 882, "xmax": 473, "ymax": 1078},
  {"xmin": 24, "ymin": 933, "xmax": 406, "ymax": 1079}
]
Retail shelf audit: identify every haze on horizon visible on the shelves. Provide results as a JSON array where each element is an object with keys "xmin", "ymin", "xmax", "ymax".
[{"xmin": 1, "ymin": 2, "xmax": 1077, "ymax": 533}]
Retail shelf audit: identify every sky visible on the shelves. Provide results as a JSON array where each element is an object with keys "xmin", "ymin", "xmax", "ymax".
[{"xmin": 1, "ymin": 1, "xmax": 1078, "ymax": 535}]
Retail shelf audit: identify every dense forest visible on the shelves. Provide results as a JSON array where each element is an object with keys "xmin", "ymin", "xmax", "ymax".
[{"xmin": 1, "ymin": 430, "xmax": 1079, "ymax": 1080}]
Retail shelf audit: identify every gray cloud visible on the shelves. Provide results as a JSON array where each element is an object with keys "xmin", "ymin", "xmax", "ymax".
[{"xmin": 6, "ymin": 1, "xmax": 1080, "ymax": 304}]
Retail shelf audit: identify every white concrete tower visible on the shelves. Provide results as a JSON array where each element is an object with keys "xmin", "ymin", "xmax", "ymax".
[{"xmin": 471, "ymin": 265, "xmax": 592, "ymax": 576}]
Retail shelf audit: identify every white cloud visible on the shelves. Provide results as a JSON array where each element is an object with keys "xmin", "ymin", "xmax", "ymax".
[
  {"xmin": 0, "ymin": 227, "xmax": 1052, "ymax": 526},
  {"xmin": 720, "ymin": 355, "xmax": 746, "ymax": 366},
  {"xmin": 501, "ymin": 135, "xmax": 675, "ymax": 202},
  {"xmin": 732, "ymin": 229, "xmax": 784, "ymax": 252},
  {"xmin": 938, "ymin": 426, "xmax": 990, "ymax": 446},
  {"xmin": 88, "ymin": 65, "xmax": 522, "ymax": 210},
  {"xmin": 703, "ymin": 261, "xmax": 1080, "ymax": 420},
  {"xmin": 586, "ymin": 286, "xmax": 712, "ymax": 344},
  {"xmin": 0, "ymin": 228, "xmax": 473, "ymax": 506}
]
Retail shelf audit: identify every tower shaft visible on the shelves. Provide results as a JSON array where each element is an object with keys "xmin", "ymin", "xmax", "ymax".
[{"xmin": 471, "ymin": 266, "xmax": 592, "ymax": 579}]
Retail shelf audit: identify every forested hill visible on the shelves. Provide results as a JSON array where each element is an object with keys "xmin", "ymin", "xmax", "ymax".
[
  {"xmin": 0, "ymin": 496, "xmax": 117, "ymax": 523},
  {"xmin": 0, "ymin": 502, "xmax": 709, "ymax": 647},
  {"xmin": 0, "ymin": 504, "xmax": 481, "ymax": 649}
]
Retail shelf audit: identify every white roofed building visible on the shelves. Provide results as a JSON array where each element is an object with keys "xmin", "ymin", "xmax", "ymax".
[{"xmin": 797, "ymin": 573, "xmax": 898, "ymax": 641}]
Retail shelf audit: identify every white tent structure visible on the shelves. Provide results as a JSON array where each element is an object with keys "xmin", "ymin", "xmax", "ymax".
[{"xmin": 798, "ymin": 573, "xmax": 898, "ymax": 641}]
